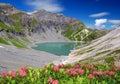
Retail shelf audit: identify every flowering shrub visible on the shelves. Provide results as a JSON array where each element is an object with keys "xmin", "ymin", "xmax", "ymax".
[{"xmin": 0, "ymin": 63, "xmax": 120, "ymax": 84}]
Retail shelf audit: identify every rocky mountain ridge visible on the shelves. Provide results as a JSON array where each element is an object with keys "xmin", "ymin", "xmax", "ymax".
[
  {"xmin": 0, "ymin": 3, "xmax": 108, "ymax": 48},
  {"xmin": 0, "ymin": 3, "xmax": 20, "ymax": 15}
]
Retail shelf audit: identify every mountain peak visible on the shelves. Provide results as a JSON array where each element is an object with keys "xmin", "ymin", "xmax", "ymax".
[
  {"xmin": 38, "ymin": 9, "xmax": 47, "ymax": 12},
  {"xmin": 27, "ymin": 9, "xmax": 47, "ymax": 15},
  {"xmin": 0, "ymin": 3, "xmax": 21, "ymax": 15}
]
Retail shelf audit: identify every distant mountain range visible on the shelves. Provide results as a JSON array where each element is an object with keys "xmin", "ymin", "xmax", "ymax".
[{"xmin": 0, "ymin": 3, "xmax": 109, "ymax": 48}]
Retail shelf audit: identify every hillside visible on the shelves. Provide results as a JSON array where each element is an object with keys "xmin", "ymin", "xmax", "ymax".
[
  {"xmin": 0, "ymin": 3, "xmax": 109, "ymax": 48},
  {"xmin": 63, "ymin": 26, "xmax": 120, "ymax": 66}
]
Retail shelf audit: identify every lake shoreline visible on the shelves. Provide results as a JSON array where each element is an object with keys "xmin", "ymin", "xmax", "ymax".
[
  {"xmin": 31, "ymin": 42, "xmax": 83, "ymax": 56},
  {"xmin": 0, "ymin": 43, "xmax": 68, "ymax": 73}
]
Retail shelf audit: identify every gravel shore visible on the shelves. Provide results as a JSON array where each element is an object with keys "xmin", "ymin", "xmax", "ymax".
[{"xmin": 0, "ymin": 44, "xmax": 68, "ymax": 73}]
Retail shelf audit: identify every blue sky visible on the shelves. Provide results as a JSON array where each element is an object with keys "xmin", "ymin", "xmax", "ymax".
[{"xmin": 0, "ymin": 0, "xmax": 120, "ymax": 29}]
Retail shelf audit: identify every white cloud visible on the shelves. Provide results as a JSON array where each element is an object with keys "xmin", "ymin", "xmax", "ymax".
[
  {"xmin": 111, "ymin": 25, "xmax": 117, "ymax": 28},
  {"xmin": 95, "ymin": 19, "xmax": 107, "ymax": 29},
  {"xmin": 89, "ymin": 12, "xmax": 109, "ymax": 18},
  {"xmin": 26, "ymin": 0, "xmax": 63, "ymax": 13},
  {"xmin": 108, "ymin": 20, "xmax": 120, "ymax": 24}
]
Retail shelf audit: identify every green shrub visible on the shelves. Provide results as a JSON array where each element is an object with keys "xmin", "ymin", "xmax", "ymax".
[{"xmin": 105, "ymin": 57, "xmax": 115, "ymax": 64}]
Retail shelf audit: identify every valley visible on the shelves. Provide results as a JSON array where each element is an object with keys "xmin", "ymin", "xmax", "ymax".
[{"xmin": 0, "ymin": 2, "xmax": 120, "ymax": 84}]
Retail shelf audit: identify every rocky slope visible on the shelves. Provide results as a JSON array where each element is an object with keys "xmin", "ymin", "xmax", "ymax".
[
  {"xmin": 63, "ymin": 26, "xmax": 120, "ymax": 66},
  {"xmin": 0, "ymin": 3, "xmax": 108, "ymax": 48},
  {"xmin": 0, "ymin": 44, "xmax": 67, "ymax": 73}
]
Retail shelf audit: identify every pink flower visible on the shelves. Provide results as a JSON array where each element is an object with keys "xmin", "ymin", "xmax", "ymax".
[
  {"xmin": 19, "ymin": 69, "xmax": 27, "ymax": 77},
  {"xmin": 74, "ymin": 63, "xmax": 80, "ymax": 68},
  {"xmin": 77, "ymin": 69, "xmax": 84, "ymax": 75},
  {"xmin": 81, "ymin": 64, "xmax": 86, "ymax": 69},
  {"xmin": 58, "ymin": 64, "xmax": 65, "ymax": 69},
  {"xmin": 97, "ymin": 72, "xmax": 103, "ymax": 76},
  {"xmin": 70, "ymin": 71, "xmax": 77, "ymax": 76},
  {"xmin": 11, "ymin": 71, "xmax": 16, "ymax": 77},
  {"xmin": 2, "ymin": 72, "xmax": 8, "ymax": 78},
  {"xmin": 87, "ymin": 65, "xmax": 92, "ymax": 69},
  {"xmin": 103, "ymin": 71, "xmax": 109, "ymax": 75},
  {"xmin": 48, "ymin": 77, "xmax": 53, "ymax": 83},
  {"xmin": 109, "ymin": 71, "xmax": 115, "ymax": 76},
  {"xmin": 53, "ymin": 66, "xmax": 59, "ymax": 72},
  {"xmin": 91, "ymin": 67, "xmax": 97, "ymax": 71},
  {"xmin": 69, "ymin": 68, "xmax": 75, "ymax": 71},
  {"xmin": 21, "ymin": 66, "xmax": 28, "ymax": 71},
  {"xmin": 52, "ymin": 80, "xmax": 59, "ymax": 84},
  {"xmin": 118, "ymin": 66, "xmax": 120, "ymax": 71},
  {"xmin": 93, "ymin": 71, "xmax": 97, "ymax": 75},
  {"xmin": 88, "ymin": 74, "xmax": 94, "ymax": 79},
  {"xmin": 65, "ymin": 70, "xmax": 70, "ymax": 74}
]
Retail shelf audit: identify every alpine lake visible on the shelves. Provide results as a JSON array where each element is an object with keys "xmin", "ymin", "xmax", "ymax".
[{"xmin": 32, "ymin": 42, "xmax": 85, "ymax": 56}]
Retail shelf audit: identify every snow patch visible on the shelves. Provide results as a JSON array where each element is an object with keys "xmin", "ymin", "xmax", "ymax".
[
  {"xmin": 26, "ymin": 11, "xmax": 38, "ymax": 15},
  {"xmin": 0, "ymin": 46, "xmax": 4, "ymax": 48}
]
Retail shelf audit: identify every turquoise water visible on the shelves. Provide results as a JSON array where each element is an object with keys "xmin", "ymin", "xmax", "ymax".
[{"xmin": 32, "ymin": 42, "xmax": 83, "ymax": 56}]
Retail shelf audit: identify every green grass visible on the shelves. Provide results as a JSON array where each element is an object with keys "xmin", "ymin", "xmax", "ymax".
[
  {"xmin": 86, "ymin": 48, "xmax": 94, "ymax": 52},
  {"xmin": 0, "ymin": 22, "xmax": 11, "ymax": 30},
  {"xmin": 78, "ymin": 57, "xmax": 93, "ymax": 63},
  {"xmin": 95, "ymin": 50, "xmax": 110, "ymax": 56},
  {"xmin": 0, "ymin": 37, "xmax": 9, "ymax": 45},
  {"xmin": 75, "ymin": 51, "xmax": 85, "ymax": 56},
  {"xmin": 106, "ymin": 49, "xmax": 120, "ymax": 56},
  {"xmin": 105, "ymin": 56, "xmax": 115, "ymax": 64},
  {"xmin": 10, "ymin": 38, "xmax": 28, "ymax": 48},
  {"xmin": 9, "ymin": 12, "xmax": 24, "ymax": 20},
  {"xmin": 64, "ymin": 26, "xmax": 73, "ymax": 39},
  {"xmin": 6, "ymin": 33, "xmax": 12, "ymax": 39},
  {"xmin": 21, "ymin": 37, "xmax": 31, "ymax": 43},
  {"xmin": 31, "ymin": 18, "xmax": 38, "ymax": 27},
  {"xmin": 64, "ymin": 26, "xmax": 95, "ymax": 41},
  {"xmin": 112, "ymin": 49, "xmax": 120, "ymax": 54},
  {"xmin": 0, "ymin": 22, "xmax": 22, "ymax": 32}
]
